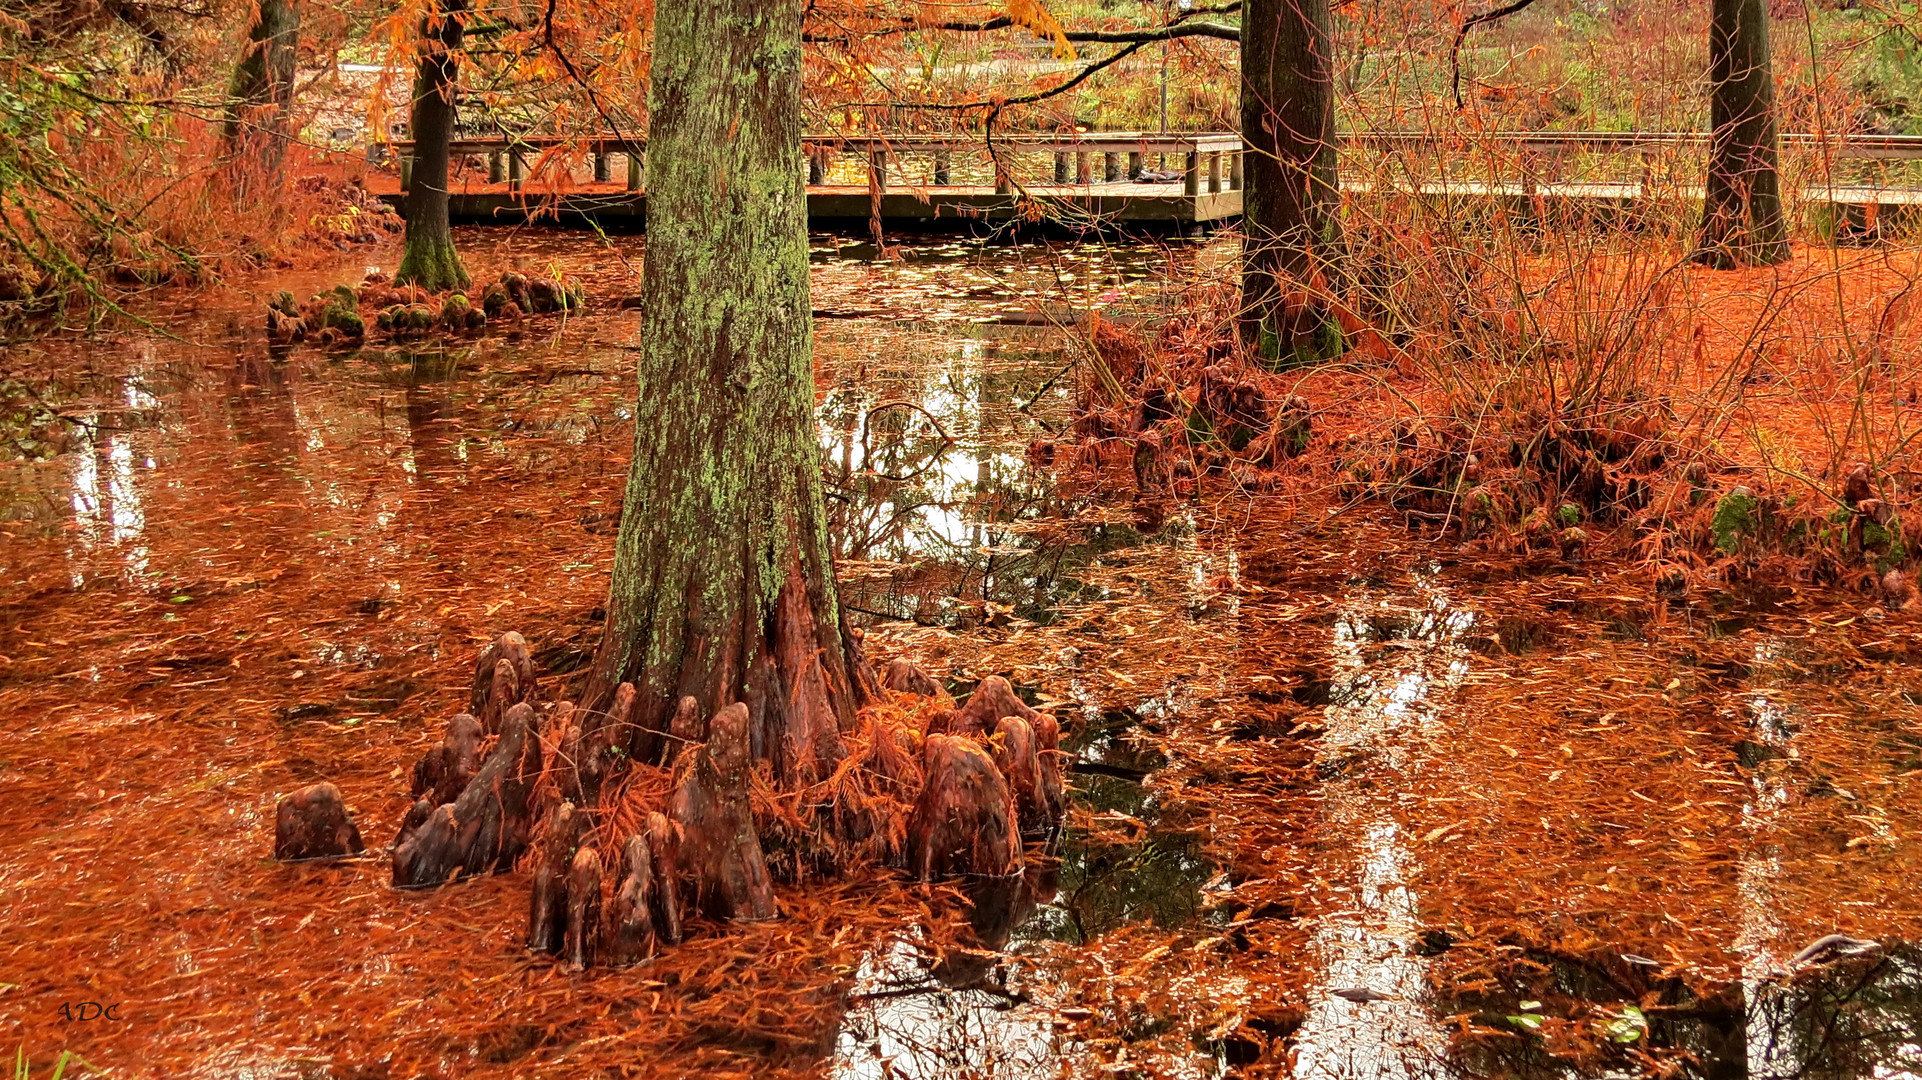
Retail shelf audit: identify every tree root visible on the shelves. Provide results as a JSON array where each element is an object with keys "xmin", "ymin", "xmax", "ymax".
[{"xmin": 341, "ymin": 634, "xmax": 1065, "ymax": 966}]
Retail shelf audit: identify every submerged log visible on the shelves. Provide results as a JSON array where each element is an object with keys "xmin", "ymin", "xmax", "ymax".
[
  {"xmin": 881, "ymin": 658, "xmax": 942, "ymax": 698},
  {"xmin": 951, "ymin": 675, "xmax": 1038, "ymax": 736},
  {"xmin": 564, "ymin": 846, "xmax": 603, "ymax": 971},
  {"xmin": 527, "ymin": 802, "xmax": 583, "ymax": 954},
  {"xmin": 410, "ymin": 712, "xmax": 484, "ymax": 807},
  {"xmin": 910, "ymin": 734, "xmax": 1021, "ymax": 880},
  {"xmin": 392, "ymin": 702, "xmax": 543, "ymax": 888},
  {"xmin": 274, "ymin": 782, "xmax": 365, "ymax": 861},
  {"xmin": 668, "ymin": 702, "xmax": 776, "ymax": 921}
]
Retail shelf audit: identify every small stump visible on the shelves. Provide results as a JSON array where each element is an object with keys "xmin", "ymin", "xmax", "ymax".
[{"xmin": 274, "ymin": 782, "xmax": 365, "ymax": 861}]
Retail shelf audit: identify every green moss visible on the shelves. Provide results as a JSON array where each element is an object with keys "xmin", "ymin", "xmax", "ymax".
[
  {"xmin": 1712, "ymin": 487, "xmax": 1760, "ymax": 555},
  {"xmin": 1865, "ymin": 518, "xmax": 1908, "ymax": 570},
  {"xmin": 1556, "ymin": 503, "xmax": 1582, "ymax": 527},
  {"xmin": 395, "ymin": 235, "xmax": 470, "ymax": 293}
]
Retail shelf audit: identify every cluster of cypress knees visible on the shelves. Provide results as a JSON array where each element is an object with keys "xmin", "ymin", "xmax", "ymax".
[{"xmin": 274, "ymin": 632, "xmax": 1068, "ymax": 969}]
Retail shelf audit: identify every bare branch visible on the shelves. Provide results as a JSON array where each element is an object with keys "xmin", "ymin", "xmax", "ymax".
[{"xmin": 1450, "ymin": 0, "xmax": 1545, "ymax": 109}]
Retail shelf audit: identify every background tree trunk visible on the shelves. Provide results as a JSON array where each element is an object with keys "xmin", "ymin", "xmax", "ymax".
[
  {"xmin": 220, "ymin": 0, "xmax": 299, "ymax": 190},
  {"xmin": 396, "ymin": 0, "xmax": 470, "ymax": 292},
  {"xmin": 1696, "ymin": 0, "xmax": 1790, "ymax": 268},
  {"xmin": 1240, "ymin": 0, "xmax": 1343, "ymax": 364},
  {"xmin": 583, "ymin": 0, "xmax": 871, "ymax": 787}
]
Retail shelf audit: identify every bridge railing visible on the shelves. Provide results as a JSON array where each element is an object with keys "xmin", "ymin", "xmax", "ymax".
[
  {"xmin": 389, "ymin": 131, "xmax": 1248, "ymax": 196},
  {"xmin": 383, "ymin": 129, "xmax": 1922, "ymax": 199}
]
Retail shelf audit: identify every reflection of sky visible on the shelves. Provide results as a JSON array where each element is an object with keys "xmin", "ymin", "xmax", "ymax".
[
  {"xmin": 820, "ymin": 332, "xmax": 1064, "ymax": 585},
  {"xmin": 68, "ymin": 427, "xmax": 149, "ymax": 584},
  {"xmin": 1741, "ymin": 638, "xmax": 1806, "ymax": 1080},
  {"xmin": 1293, "ymin": 582, "xmax": 1472, "ymax": 1080},
  {"xmin": 831, "ymin": 936, "xmax": 1071, "ymax": 1080}
]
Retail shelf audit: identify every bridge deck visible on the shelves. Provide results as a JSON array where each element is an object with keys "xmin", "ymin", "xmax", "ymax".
[
  {"xmin": 365, "ymin": 177, "xmax": 1247, "ymax": 228},
  {"xmin": 365, "ymin": 128, "xmax": 1922, "ymax": 231}
]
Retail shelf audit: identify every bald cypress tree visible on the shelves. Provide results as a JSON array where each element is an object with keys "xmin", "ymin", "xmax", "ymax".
[
  {"xmin": 1240, "ymin": 0, "xmax": 1344, "ymax": 363},
  {"xmin": 396, "ymin": 0, "xmax": 470, "ymax": 291},
  {"xmin": 580, "ymin": 0, "xmax": 872, "ymax": 784},
  {"xmin": 1695, "ymin": 0, "xmax": 1790, "ymax": 268}
]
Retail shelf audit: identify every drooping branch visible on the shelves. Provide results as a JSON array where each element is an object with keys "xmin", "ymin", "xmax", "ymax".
[
  {"xmin": 1449, "ymin": 0, "xmax": 1545, "ymax": 109},
  {"xmin": 805, "ymin": 9, "xmax": 1242, "ymax": 45}
]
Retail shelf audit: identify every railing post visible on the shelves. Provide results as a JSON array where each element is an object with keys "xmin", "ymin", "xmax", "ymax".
[
  {"xmin": 488, "ymin": 151, "xmax": 504, "ymax": 184},
  {"xmin": 1076, "ymin": 150, "xmax": 1091, "ymax": 185},
  {"xmin": 1128, "ymin": 151, "xmax": 1143, "ymax": 180},
  {"xmin": 1229, "ymin": 150, "xmax": 1243, "ymax": 190},
  {"xmin": 627, "ymin": 150, "xmax": 642, "ymax": 191},
  {"xmin": 1054, "ymin": 152, "xmax": 1069, "ymax": 184},
  {"xmin": 593, "ymin": 150, "xmax": 609, "ymax": 183},
  {"xmin": 934, "ymin": 149, "xmax": 951, "ymax": 185},
  {"xmin": 1182, "ymin": 150, "xmax": 1200, "ymax": 196},
  {"xmin": 1104, "ymin": 151, "xmax": 1119, "ymax": 182},
  {"xmin": 1208, "ymin": 150, "xmax": 1222, "ymax": 193},
  {"xmin": 399, "ymin": 153, "xmax": 414, "ymax": 192}
]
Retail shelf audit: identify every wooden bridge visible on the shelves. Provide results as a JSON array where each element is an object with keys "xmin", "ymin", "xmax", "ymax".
[{"xmin": 368, "ymin": 129, "xmax": 1922, "ymax": 235}]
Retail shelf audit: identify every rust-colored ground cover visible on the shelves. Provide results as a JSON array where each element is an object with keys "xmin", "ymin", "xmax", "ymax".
[{"xmin": 2, "ymin": 230, "xmax": 1919, "ymax": 1079}]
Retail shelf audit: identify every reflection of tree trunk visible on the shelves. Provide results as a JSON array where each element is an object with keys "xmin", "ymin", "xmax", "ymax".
[
  {"xmin": 1240, "ymin": 0, "xmax": 1343, "ymax": 362},
  {"xmin": 402, "ymin": 358, "xmax": 461, "ymax": 481},
  {"xmin": 397, "ymin": 0, "xmax": 471, "ymax": 291},
  {"xmin": 1695, "ymin": 0, "xmax": 1790, "ymax": 269},
  {"xmin": 221, "ymin": 0, "xmax": 299, "ymax": 192},
  {"xmin": 1696, "ymin": 990, "xmax": 1750, "ymax": 1080},
  {"xmin": 582, "ymin": 0, "xmax": 873, "ymax": 788}
]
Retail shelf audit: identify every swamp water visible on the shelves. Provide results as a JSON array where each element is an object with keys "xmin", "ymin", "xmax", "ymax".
[{"xmin": 0, "ymin": 231, "xmax": 1917, "ymax": 1079}]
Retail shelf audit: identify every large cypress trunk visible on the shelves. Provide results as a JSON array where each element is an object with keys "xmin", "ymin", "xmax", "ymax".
[
  {"xmin": 1695, "ymin": 0, "xmax": 1790, "ymax": 269},
  {"xmin": 220, "ymin": 0, "xmax": 299, "ymax": 189},
  {"xmin": 583, "ymin": 0, "xmax": 871, "ymax": 787},
  {"xmin": 1239, "ymin": 0, "xmax": 1343, "ymax": 364},
  {"xmin": 395, "ymin": 0, "xmax": 470, "ymax": 292}
]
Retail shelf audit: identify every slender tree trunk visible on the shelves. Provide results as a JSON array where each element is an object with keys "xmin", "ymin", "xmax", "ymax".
[
  {"xmin": 1695, "ymin": 0, "xmax": 1790, "ymax": 268},
  {"xmin": 1240, "ymin": 0, "xmax": 1343, "ymax": 364},
  {"xmin": 396, "ymin": 0, "xmax": 470, "ymax": 292},
  {"xmin": 583, "ymin": 0, "xmax": 872, "ymax": 788},
  {"xmin": 221, "ymin": 0, "xmax": 299, "ymax": 190}
]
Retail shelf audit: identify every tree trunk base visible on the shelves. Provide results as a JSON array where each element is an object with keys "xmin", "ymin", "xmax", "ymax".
[
  {"xmin": 346, "ymin": 632, "xmax": 1068, "ymax": 966},
  {"xmin": 395, "ymin": 234, "xmax": 471, "ymax": 294}
]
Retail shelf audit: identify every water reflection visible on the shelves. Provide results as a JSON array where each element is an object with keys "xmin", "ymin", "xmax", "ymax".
[
  {"xmin": 820, "ymin": 324, "xmax": 1184, "ymax": 627},
  {"xmin": 829, "ymin": 696, "xmax": 1216, "ymax": 1080},
  {"xmin": 1293, "ymin": 577, "xmax": 1475, "ymax": 1080}
]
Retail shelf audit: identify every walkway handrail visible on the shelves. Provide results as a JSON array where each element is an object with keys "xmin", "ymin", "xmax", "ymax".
[{"xmin": 389, "ymin": 129, "xmax": 1922, "ymax": 161}]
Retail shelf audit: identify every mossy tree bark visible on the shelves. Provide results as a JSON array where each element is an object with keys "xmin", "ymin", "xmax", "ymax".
[
  {"xmin": 395, "ymin": 0, "xmax": 471, "ymax": 292},
  {"xmin": 583, "ymin": 0, "xmax": 873, "ymax": 788},
  {"xmin": 1240, "ymin": 0, "xmax": 1344, "ymax": 364},
  {"xmin": 1695, "ymin": 0, "xmax": 1790, "ymax": 269},
  {"xmin": 220, "ymin": 0, "xmax": 299, "ymax": 191}
]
